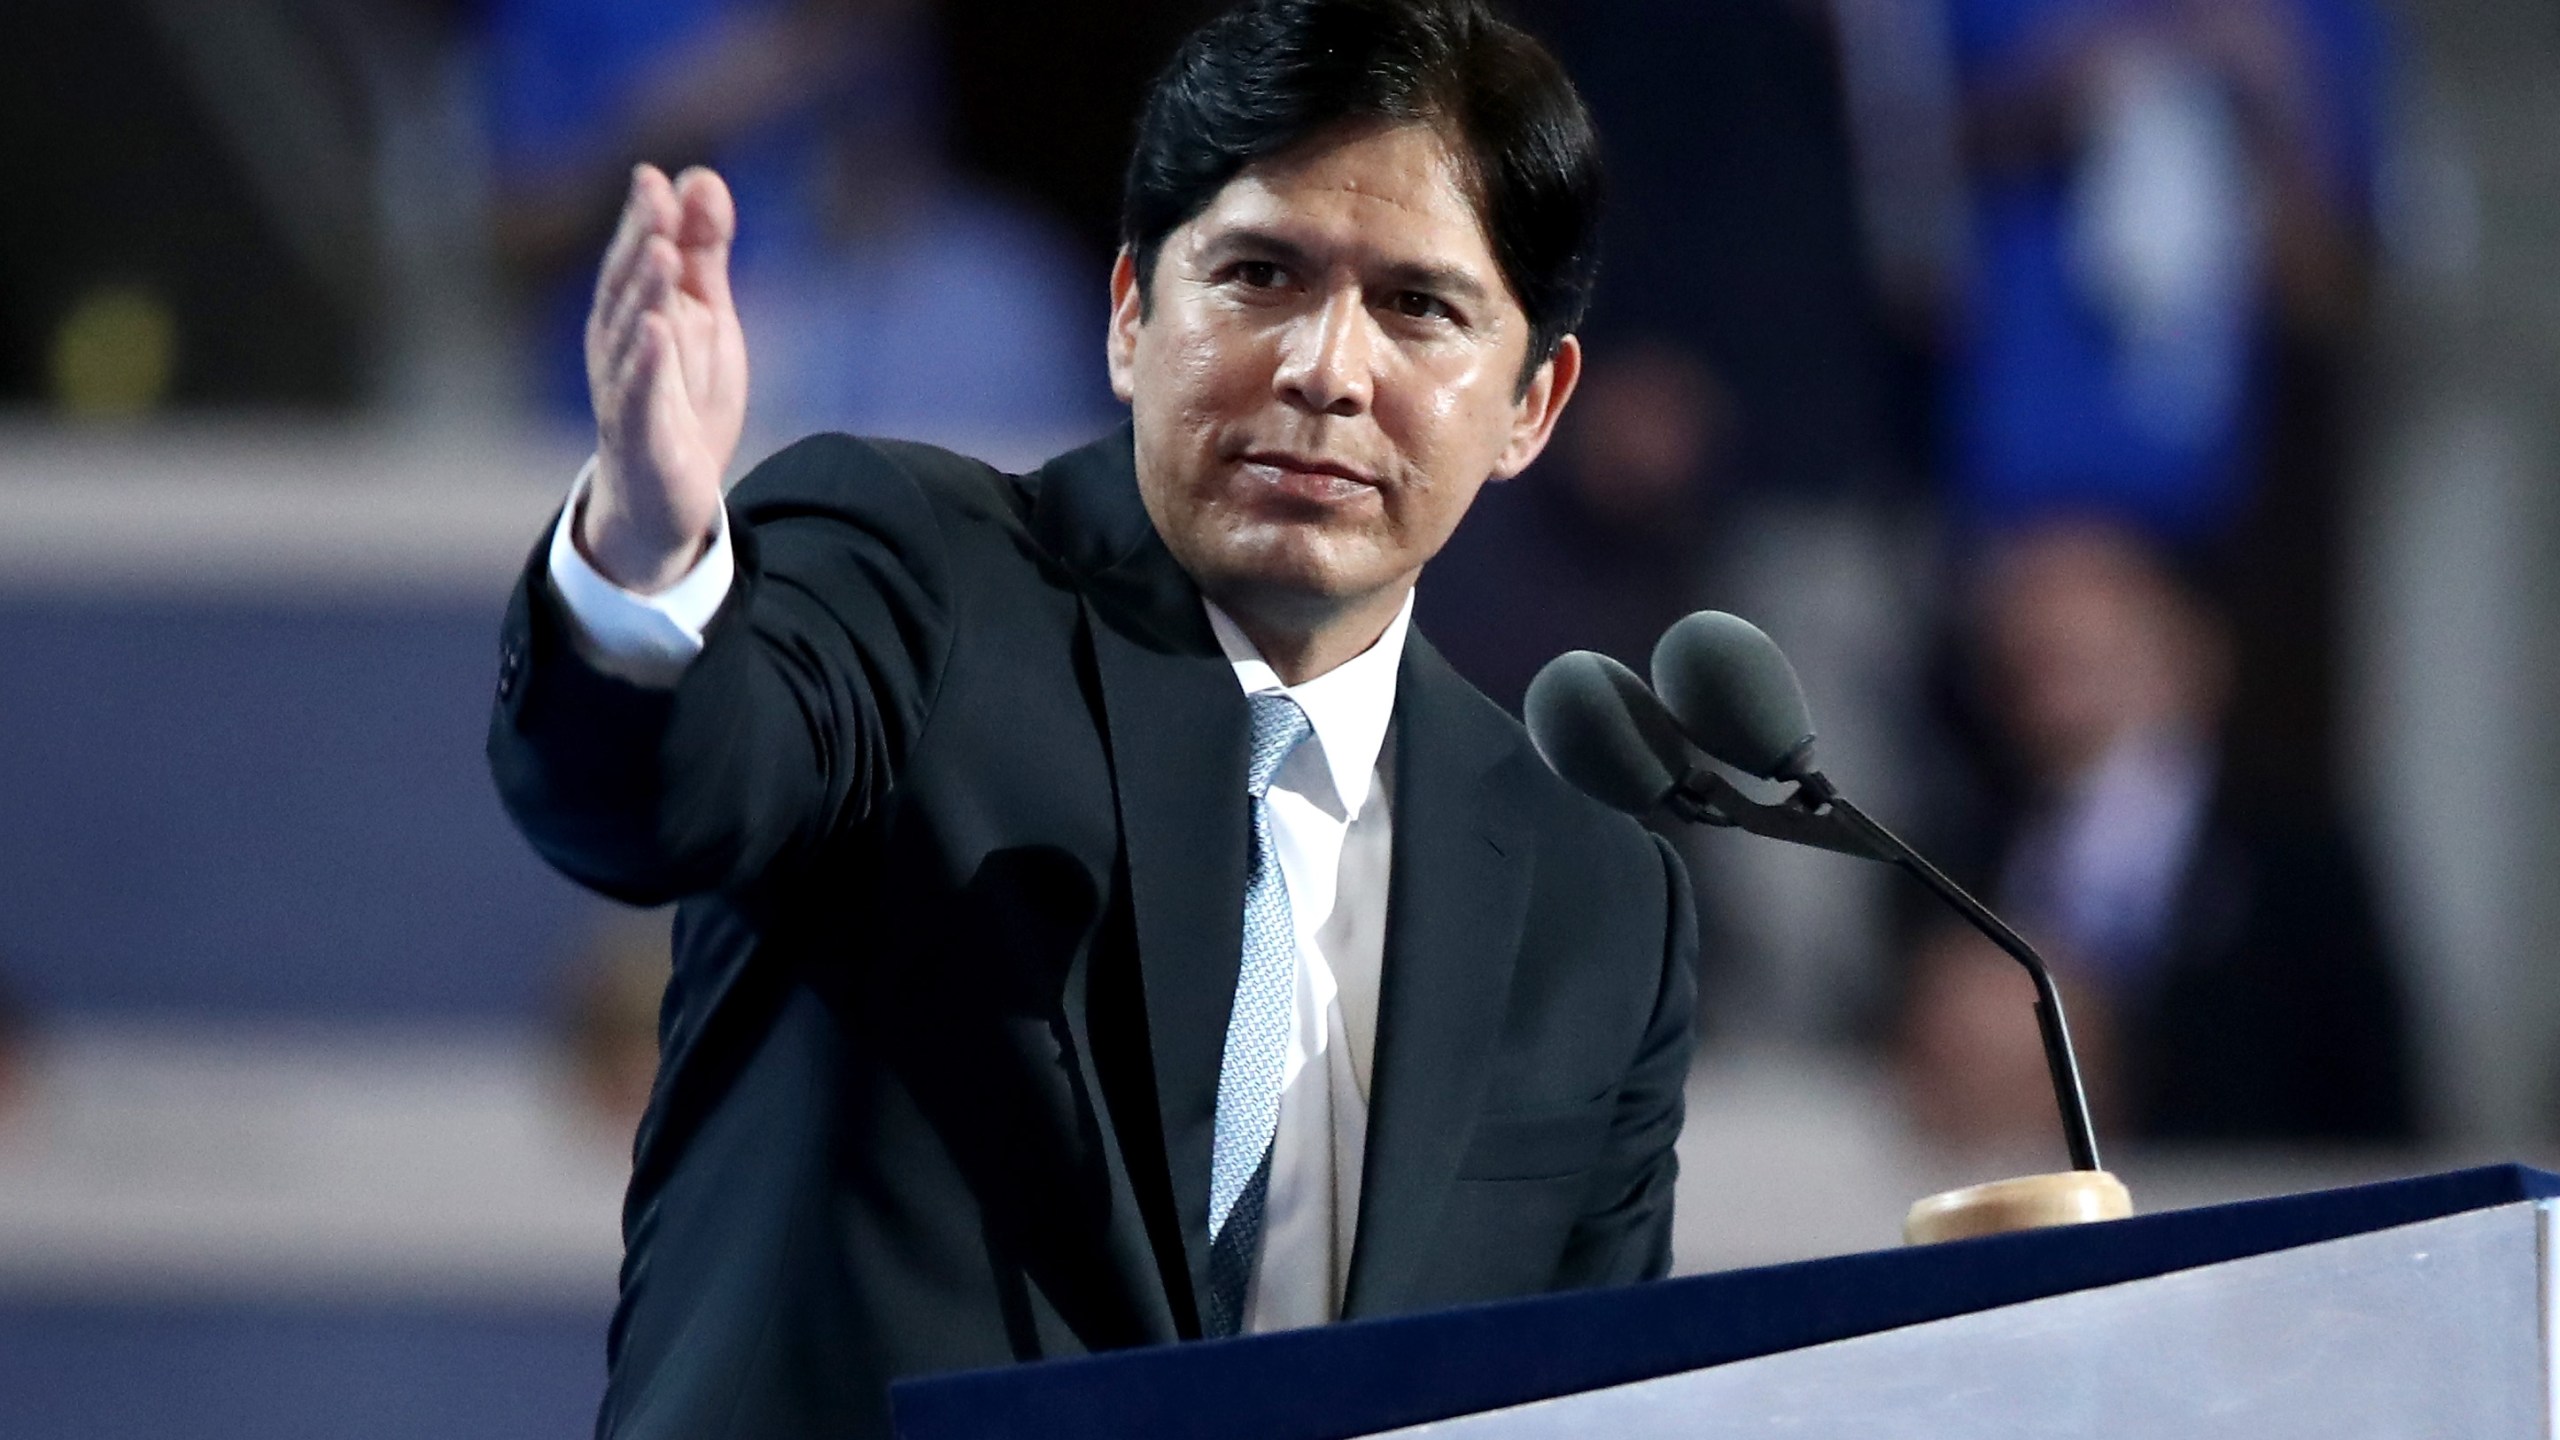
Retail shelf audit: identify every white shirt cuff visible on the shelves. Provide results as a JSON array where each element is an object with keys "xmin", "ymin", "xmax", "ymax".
[{"xmin": 544, "ymin": 456, "xmax": 736, "ymax": 688}]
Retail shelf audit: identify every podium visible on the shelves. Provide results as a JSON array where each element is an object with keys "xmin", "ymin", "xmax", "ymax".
[{"xmin": 892, "ymin": 1165, "xmax": 2560, "ymax": 1438}]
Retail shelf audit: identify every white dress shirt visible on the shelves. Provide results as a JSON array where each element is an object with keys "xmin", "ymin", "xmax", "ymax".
[
  {"xmin": 544, "ymin": 468, "xmax": 1402, "ymax": 1333},
  {"xmin": 545, "ymin": 460, "xmax": 737, "ymax": 687},
  {"xmin": 1202, "ymin": 596, "xmax": 1402, "ymax": 1332}
]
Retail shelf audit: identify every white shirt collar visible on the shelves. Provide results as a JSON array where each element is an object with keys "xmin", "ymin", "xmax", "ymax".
[{"xmin": 1203, "ymin": 591, "xmax": 1412, "ymax": 822}]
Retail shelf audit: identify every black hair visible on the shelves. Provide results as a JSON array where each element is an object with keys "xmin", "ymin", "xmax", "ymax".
[{"xmin": 1120, "ymin": 0, "xmax": 1603, "ymax": 384}]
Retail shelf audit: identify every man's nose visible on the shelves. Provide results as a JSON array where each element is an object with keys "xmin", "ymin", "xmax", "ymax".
[{"xmin": 1274, "ymin": 288, "xmax": 1375, "ymax": 416}]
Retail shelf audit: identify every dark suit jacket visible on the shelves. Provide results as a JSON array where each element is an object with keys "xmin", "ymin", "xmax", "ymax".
[
  {"xmin": 488, "ymin": 429, "xmax": 1697, "ymax": 1440},
  {"xmin": 2122, "ymin": 787, "xmax": 2419, "ymax": 1143},
  {"xmin": 1915, "ymin": 770, "xmax": 2421, "ymax": 1145}
]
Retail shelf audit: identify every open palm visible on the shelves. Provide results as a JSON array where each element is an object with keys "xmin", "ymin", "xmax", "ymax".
[{"xmin": 582, "ymin": 164, "xmax": 749, "ymax": 592}]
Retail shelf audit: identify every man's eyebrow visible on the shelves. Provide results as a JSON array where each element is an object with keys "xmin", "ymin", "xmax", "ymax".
[
  {"xmin": 1197, "ymin": 228, "xmax": 1318, "ymax": 270},
  {"xmin": 1199, "ymin": 227, "xmax": 1493, "ymax": 304}
]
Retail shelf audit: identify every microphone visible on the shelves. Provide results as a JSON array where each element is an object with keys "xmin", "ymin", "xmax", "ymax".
[
  {"xmin": 1523, "ymin": 647, "xmax": 1855, "ymax": 851},
  {"xmin": 1526, "ymin": 617, "xmax": 2113, "ymax": 1196},
  {"xmin": 1643, "ymin": 612, "xmax": 2106, "ymax": 1177},
  {"xmin": 1648, "ymin": 611, "xmax": 1817, "ymax": 781},
  {"xmin": 1523, "ymin": 651, "xmax": 1695, "ymax": 817}
]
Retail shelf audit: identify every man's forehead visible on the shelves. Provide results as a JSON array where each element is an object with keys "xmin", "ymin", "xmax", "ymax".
[{"xmin": 1181, "ymin": 123, "xmax": 1502, "ymax": 282}]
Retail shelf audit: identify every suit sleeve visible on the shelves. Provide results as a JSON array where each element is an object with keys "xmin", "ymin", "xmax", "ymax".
[
  {"xmin": 487, "ymin": 434, "xmax": 958, "ymax": 906},
  {"xmin": 1554, "ymin": 831, "xmax": 1698, "ymax": 1287}
]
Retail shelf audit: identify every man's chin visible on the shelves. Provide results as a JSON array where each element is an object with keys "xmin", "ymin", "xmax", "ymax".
[{"xmin": 1197, "ymin": 532, "xmax": 1375, "ymax": 604}]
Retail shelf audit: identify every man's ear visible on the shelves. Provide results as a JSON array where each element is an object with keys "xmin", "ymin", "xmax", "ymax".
[
  {"xmin": 1490, "ymin": 333, "xmax": 1583, "ymax": 481},
  {"xmin": 1107, "ymin": 249, "xmax": 1143, "ymax": 403}
]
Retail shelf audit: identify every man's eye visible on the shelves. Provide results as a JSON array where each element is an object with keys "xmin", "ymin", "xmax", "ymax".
[
  {"xmin": 1392, "ymin": 291, "xmax": 1454, "ymax": 321},
  {"xmin": 1231, "ymin": 261, "xmax": 1285, "ymax": 288}
]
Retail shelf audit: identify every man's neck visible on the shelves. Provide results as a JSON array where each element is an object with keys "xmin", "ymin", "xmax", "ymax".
[{"xmin": 1215, "ymin": 585, "xmax": 1412, "ymax": 686}]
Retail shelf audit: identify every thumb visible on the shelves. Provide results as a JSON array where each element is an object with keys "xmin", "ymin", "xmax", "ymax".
[{"xmin": 671, "ymin": 166, "xmax": 738, "ymax": 312}]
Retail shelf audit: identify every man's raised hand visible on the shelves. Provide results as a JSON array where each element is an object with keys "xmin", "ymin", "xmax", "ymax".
[{"xmin": 580, "ymin": 164, "xmax": 749, "ymax": 593}]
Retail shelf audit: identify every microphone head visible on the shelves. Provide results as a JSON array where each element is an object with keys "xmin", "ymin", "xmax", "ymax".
[
  {"xmin": 1649, "ymin": 611, "xmax": 1818, "ymax": 780},
  {"xmin": 1524, "ymin": 650, "xmax": 1696, "ymax": 817}
]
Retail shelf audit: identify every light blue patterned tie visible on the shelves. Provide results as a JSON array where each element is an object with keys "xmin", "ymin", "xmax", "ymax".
[{"xmin": 1202, "ymin": 691, "xmax": 1311, "ymax": 1337}]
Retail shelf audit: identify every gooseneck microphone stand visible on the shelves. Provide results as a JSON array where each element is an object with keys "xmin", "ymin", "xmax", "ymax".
[{"xmin": 1662, "ymin": 765, "xmax": 2105, "ymax": 1175}]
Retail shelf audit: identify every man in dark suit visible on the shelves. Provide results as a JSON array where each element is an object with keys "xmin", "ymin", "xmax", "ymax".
[
  {"xmin": 1897, "ymin": 518, "xmax": 2416, "ymax": 1149},
  {"xmin": 488, "ymin": 3, "xmax": 1698, "ymax": 1436}
]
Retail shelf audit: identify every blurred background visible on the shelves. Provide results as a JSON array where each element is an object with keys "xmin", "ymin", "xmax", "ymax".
[{"xmin": 0, "ymin": 0, "xmax": 2554, "ymax": 1432}]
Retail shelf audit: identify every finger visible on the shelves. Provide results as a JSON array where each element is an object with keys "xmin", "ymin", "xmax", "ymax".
[
  {"xmin": 596, "ymin": 235, "xmax": 681, "ymax": 366},
  {"xmin": 670, "ymin": 167, "xmax": 735, "ymax": 255},
  {"xmin": 605, "ymin": 312, "xmax": 678, "ymax": 455},
  {"xmin": 594, "ymin": 310, "xmax": 647, "ymax": 448},
  {"xmin": 588, "ymin": 246, "xmax": 677, "ymax": 415},
  {"xmin": 589, "ymin": 165, "xmax": 681, "ymax": 332},
  {"xmin": 590, "ymin": 174, "xmax": 651, "ymax": 310},
  {"xmin": 638, "ymin": 312, "xmax": 700, "ymax": 471},
  {"xmin": 670, "ymin": 166, "xmax": 739, "ymax": 312},
  {"xmin": 611, "ymin": 313, "xmax": 710, "ymax": 500}
]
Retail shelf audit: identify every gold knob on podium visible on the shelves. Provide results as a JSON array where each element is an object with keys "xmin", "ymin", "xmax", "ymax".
[{"xmin": 1904, "ymin": 1170, "xmax": 2134, "ymax": 1245}]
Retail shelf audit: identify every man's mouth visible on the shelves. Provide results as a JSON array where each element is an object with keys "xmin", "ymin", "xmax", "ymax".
[{"xmin": 1236, "ymin": 451, "xmax": 1379, "ymax": 505}]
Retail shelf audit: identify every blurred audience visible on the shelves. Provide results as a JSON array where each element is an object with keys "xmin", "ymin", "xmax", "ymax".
[
  {"xmin": 1418, "ymin": 343, "xmax": 1731, "ymax": 716},
  {"xmin": 1928, "ymin": 0, "xmax": 2394, "ymax": 807},
  {"xmin": 483, "ymin": 0, "xmax": 1109, "ymax": 447},
  {"xmin": 1531, "ymin": 0, "xmax": 1906, "ymax": 504},
  {"xmin": 556, "ymin": 910, "xmax": 673, "ymax": 1143},
  {"xmin": 485, "ymin": 0, "xmax": 853, "ymax": 287},
  {"xmin": 1896, "ymin": 518, "xmax": 2419, "ymax": 1149},
  {"xmin": 723, "ymin": 12, "xmax": 1108, "ymax": 452},
  {"xmin": 0, "ymin": 970, "xmax": 29, "ymax": 1139},
  {"xmin": 0, "ymin": 1, "xmax": 402, "ymax": 412},
  {"xmin": 485, "ymin": 0, "xmax": 857, "ymax": 414},
  {"xmin": 1935, "ymin": 0, "xmax": 2387, "ymax": 538},
  {"xmin": 1897, "ymin": 919, "xmax": 2117, "ymax": 1155},
  {"xmin": 1494, "ymin": 0, "xmax": 1942, "ymax": 1045}
]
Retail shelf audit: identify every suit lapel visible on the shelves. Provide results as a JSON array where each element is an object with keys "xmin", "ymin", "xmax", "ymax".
[
  {"xmin": 1037, "ymin": 431, "xmax": 1250, "ymax": 1335},
  {"xmin": 1344, "ymin": 637, "xmax": 1533, "ymax": 1317}
]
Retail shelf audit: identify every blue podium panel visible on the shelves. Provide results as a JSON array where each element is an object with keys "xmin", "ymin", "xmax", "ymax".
[
  {"xmin": 891, "ymin": 1166, "xmax": 2560, "ymax": 1440},
  {"xmin": 1377, "ymin": 1201, "xmax": 2554, "ymax": 1438}
]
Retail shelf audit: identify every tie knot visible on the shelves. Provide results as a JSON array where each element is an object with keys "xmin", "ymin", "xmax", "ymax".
[{"xmin": 1244, "ymin": 692, "xmax": 1312, "ymax": 798}]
